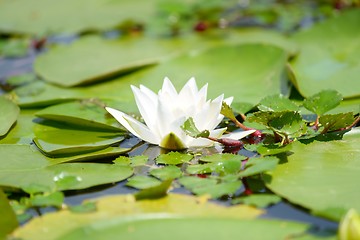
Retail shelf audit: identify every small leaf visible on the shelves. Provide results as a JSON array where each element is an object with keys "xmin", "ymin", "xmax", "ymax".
[
  {"xmin": 156, "ymin": 152, "xmax": 193, "ymax": 165},
  {"xmin": 29, "ymin": 192, "xmax": 64, "ymax": 208},
  {"xmin": 69, "ymin": 202, "xmax": 97, "ymax": 213},
  {"xmin": 232, "ymin": 194, "xmax": 281, "ymax": 208},
  {"xmin": 126, "ymin": 176, "xmax": 161, "ymax": 190},
  {"xmin": 221, "ymin": 102, "xmax": 237, "ymax": 122},
  {"xmin": 6, "ymin": 73, "xmax": 37, "ymax": 86},
  {"xmin": 257, "ymin": 143, "xmax": 292, "ymax": 156},
  {"xmin": 238, "ymin": 156, "xmax": 279, "ymax": 178},
  {"xmin": 179, "ymin": 176, "xmax": 242, "ymax": 199},
  {"xmin": 181, "ymin": 117, "xmax": 210, "ymax": 138},
  {"xmin": 303, "ymin": 90, "xmax": 343, "ymax": 115},
  {"xmin": 150, "ymin": 166, "xmax": 182, "ymax": 180},
  {"xmin": 22, "ymin": 184, "xmax": 52, "ymax": 195},
  {"xmin": 269, "ymin": 111, "xmax": 306, "ymax": 138},
  {"xmin": 200, "ymin": 153, "xmax": 246, "ymax": 163},
  {"xmin": 186, "ymin": 163, "xmax": 216, "ymax": 175},
  {"xmin": 319, "ymin": 113, "xmax": 355, "ymax": 132},
  {"xmin": 0, "ymin": 38, "xmax": 29, "ymax": 57},
  {"xmin": 113, "ymin": 155, "xmax": 149, "ymax": 167},
  {"xmin": 130, "ymin": 155, "xmax": 148, "ymax": 167},
  {"xmin": 135, "ymin": 179, "xmax": 172, "ymax": 200},
  {"xmin": 258, "ymin": 94, "xmax": 299, "ymax": 112}
]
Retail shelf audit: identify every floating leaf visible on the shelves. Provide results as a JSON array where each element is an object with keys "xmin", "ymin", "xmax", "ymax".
[
  {"xmin": 303, "ymin": 90, "xmax": 343, "ymax": 115},
  {"xmin": 0, "ymin": 189, "xmax": 18, "ymax": 239},
  {"xmin": 126, "ymin": 176, "xmax": 161, "ymax": 190},
  {"xmin": 134, "ymin": 180, "xmax": 173, "ymax": 200},
  {"xmin": 46, "ymin": 147, "xmax": 131, "ymax": 165},
  {"xmin": 290, "ymin": 9, "xmax": 360, "ymax": 98},
  {"xmin": 186, "ymin": 163, "xmax": 216, "ymax": 175},
  {"xmin": 239, "ymin": 157, "xmax": 279, "ymax": 178},
  {"xmin": 179, "ymin": 176, "xmax": 242, "ymax": 199},
  {"xmin": 258, "ymin": 94, "xmax": 299, "ymax": 112},
  {"xmin": 0, "ymin": 145, "xmax": 133, "ymax": 191},
  {"xmin": 256, "ymin": 143, "xmax": 292, "ymax": 156},
  {"xmin": 69, "ymin": 202, "xmax": 97, "ymax": 214},
  {"xmin": 0, "ymin": 38, "xmax": 29, "ymax": 57},
  {"xmin": 13, "ymin": 43, "xmax": 288, "ymax": 108},
  {"xmin": 28, "ymin": 192, "xmax": 64, "ymax": 208},
  {"xmin": 149, "ymin": 166, "xmax": 182, "ymax": 181},
  {"xmin": 35, "ymin": 35, "xmax": 199, "ymax": 87},
  {"xmin": 5, "ymin": 73, "xmax": 37, "ymax": 87},
  {"xmin": 268, "ymin": 111, "xmax": 306, "ymax": 138},
  {"xmin": 266, "ymin": 129, "xmax": 360, "ymax": 221},
  {"xmin": 0, "ymin": 97, "xmax": 20, "ymax": 137},
  {"xmin": 200, "ymin": 153, "xmax": 246, "ymax": 163},
  {"xmin": 319, "ymin": 113, "xmax": 355, "ymax": 133},
  {"xmin": 181, "ymin": 117, "xmax": 210, "ymax": 138},
  {"xmin": 155, "ymin": 152, "xmax": 193, "ymax": 165},
  {"xmin": 33, "ymin": 121, "xmax": 125, "ymax": 156},
  {"xmin": 0, "ymin": 0, "xmax": 158, "ymax": 35},
  {"xmin": 232, "ymin": 194, "xmax": 281, "ymax": 208},
  {"xmin": 35, "ymin": 100, "xmax": 124, "ymax": 131},
  {"xmin": 12, "ymin": 194, "xmax": 263, "ymax": 240}
]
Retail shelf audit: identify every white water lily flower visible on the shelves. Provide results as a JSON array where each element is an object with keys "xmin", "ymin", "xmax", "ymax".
[{"xmin": 106, "ymin": 77, "xmax": 255, "ymax": 150}]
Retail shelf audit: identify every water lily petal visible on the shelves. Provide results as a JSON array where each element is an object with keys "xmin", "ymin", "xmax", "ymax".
[
  {"xmin": 131, "ymin": 86, "xmax": 159, "ymax": 136},
  {"xmin": 222, "ymin": 130, "xmax": 256, "ymax": 140},
  {"xmin": 105, "ymin": 107, "xmax": 159, "ymax": 144},
  {"xmin": 161, "ymin": 77, "xmax": 178, "ymax": 96}
]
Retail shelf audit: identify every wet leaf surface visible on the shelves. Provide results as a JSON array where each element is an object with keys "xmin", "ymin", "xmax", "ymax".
[
  {"xmin": 0, "ymin": 0, "xmax": 158, "ymax": 35},
  {"xmin": 266, "ymin": 128, "xmax": 360, "ymax": 221},
  {"xmin": 12, "ymin": 194, "xmax": 264, "ymax": 240},
  {"xmin": 290, "ymin": 9, "xmax": 360, "ymax": 98},
  {"xmin": 0, "ymin": 145, "xmax": 133, "ymax": 191}
]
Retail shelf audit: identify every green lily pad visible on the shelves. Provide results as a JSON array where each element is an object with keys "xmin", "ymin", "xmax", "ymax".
[
  {"xmin": 13, "ymin": 43, "xmax": 288, "ymax": 108},
  {"xmin": 0, "ymin": 145, "xmax": 133, "ymax": 191},
  {"xmin": 302, "ymin": 90, "xmax": 343, "ymax": 116},
  {"xmin": 46, "ymin": 147, "xmax": 131, "ymax": 165},
  {"xmin": 232, "ymin": 194, "xmax": 282, "ymax": 208},
  {"xmin": 33, "ymin": 121, "xmax": 125, "ymax": 156},
  {"xmin": 239, "ymin": 156, "xmax": 279, "ymax": 178},
  {"xmin": 61, "ymin": 217, "xmax": 332, "ymax": 240},
  {"xmin": 0, "ymin": 38, "xmax": 30, "ymax": 57},
  {"xmin": 155, "ymin": 152, "xmax": 193, "ymax": 165},
  {"xmin": 266, "ymin": 128, "xmax": 360, "ymax": 221},
  {"xmin": 11, "ymin": 194, "xmax": 263, "ymax": 240},
  {"xmin": 179, "ymin": 176, "xmax": 242, "ymax": 199},
  {"xmin": 35, "ymin": 35, "xmax": 199, "ymax": 87},
  {"xmin": 0, "ymin": 97, "xmax": 20, "ymax": 137},
  {"xmin": 150, "ymin": 166, "xmax": 182, "ymax": 180},
  {"xmin": 126, "ymin": 176, "xmax": 161, "ymax": 190},
  {"xmin": 0, "ymin": 0, "xmax": 157, "ymax": 35},
  {"xmin": 290, "ymin": 9, "xmax": 360, "ymax": 98},
  {"xmin": 35, "ymin": 100, "xmax": 124, "ymax": 131}
]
